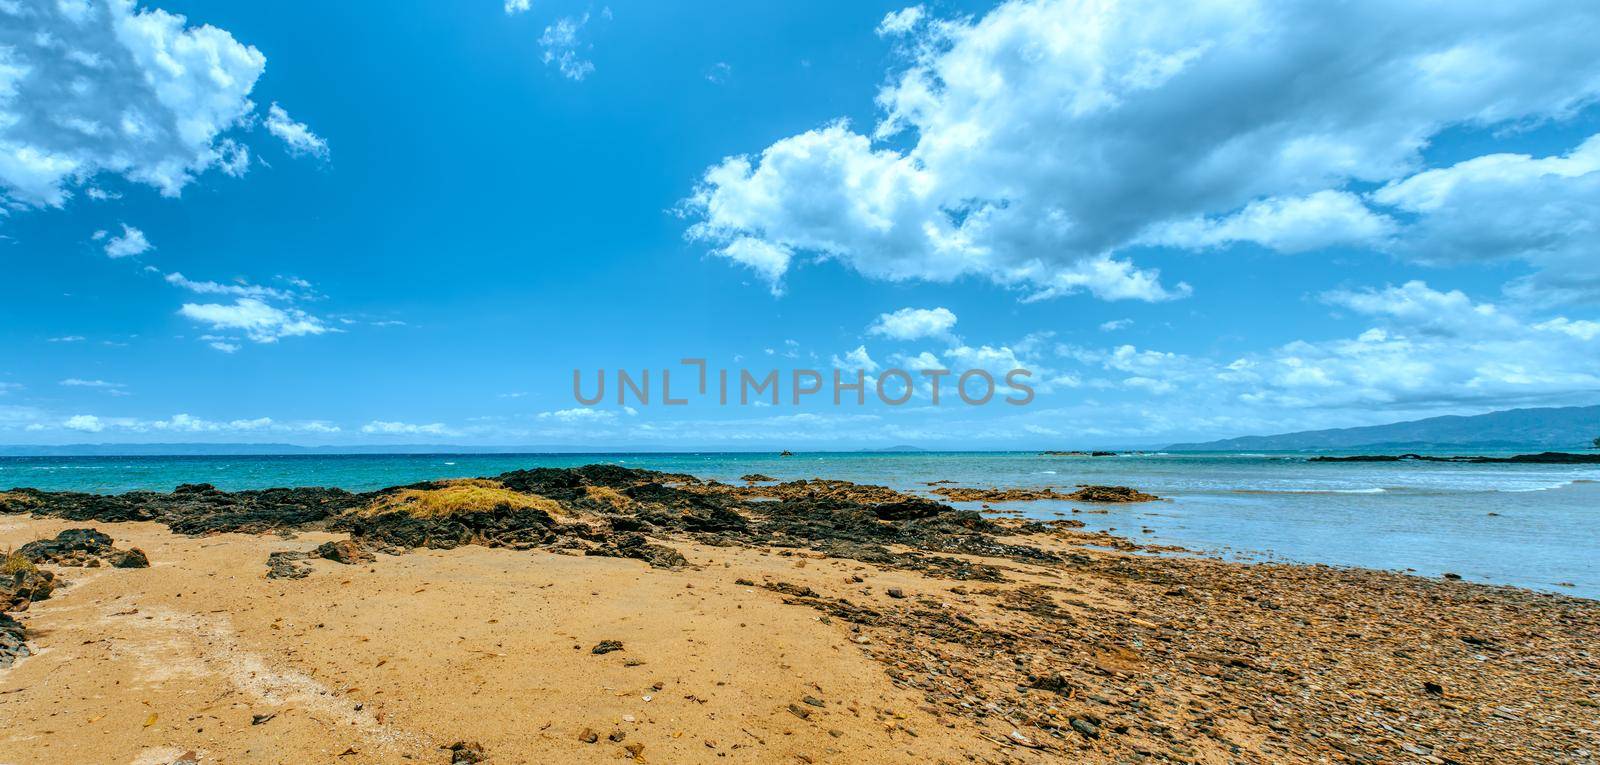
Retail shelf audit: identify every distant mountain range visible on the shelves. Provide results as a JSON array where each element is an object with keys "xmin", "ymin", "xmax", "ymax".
[{"xmin": 1168, "ymin": 405, "xmax": 1600, "ymax": 451}]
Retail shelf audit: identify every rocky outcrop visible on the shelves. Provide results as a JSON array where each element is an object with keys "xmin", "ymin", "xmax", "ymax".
[
  {"xmin": 7, "ymin": 465, "xmax": 1084, "ymax": 582},
  {"xmin": 16, "ymin": 528, "xmax": 150, "ymax": 569},
  {"xmin": 0, "ymin": 483, "xmax": 362, "ymax": 534},
  {"xmin": 932, "ymin": 485, "xmax": 1161, "ymax": 503}
]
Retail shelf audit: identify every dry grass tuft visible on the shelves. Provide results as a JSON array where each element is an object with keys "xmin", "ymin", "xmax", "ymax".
[
  {"xmin": 584, "ymin": 485, "xmax": 632, "ymax": 510},
  {"xmin": 2, "ymin": 549, "xmax": 36, "ymax": 578},
  {"xmin": 357, "ymin": 479, "xmax": 567, "ymax": 518}
]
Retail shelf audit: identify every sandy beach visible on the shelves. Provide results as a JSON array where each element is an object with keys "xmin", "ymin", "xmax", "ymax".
[{"xmin": 2, "ymin": 468, "xmax": 1597, "ymax": 765}]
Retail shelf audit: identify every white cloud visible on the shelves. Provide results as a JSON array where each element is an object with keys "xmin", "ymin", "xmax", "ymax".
[
  {"xmin": 1370, "ymin": 134, "xmax": 1600, "ymax": 304},
  {"xmin": 540, "ymin": 14, "xmax": 594, "ymax": 81},
  {"xmin": 55, "ymin": 412, "xmax": 337, "ymax": 434},
  {"xmin": 705, "ymin": 62, "xmax": 731, "ymax": 85},
  {"xmin": 504, "ymin": 0, "xmax": 532, "ymax": 15},
  {"xmin": 868, "ymin": 306, "xmax": 957, "ymax": 341},
  {"xmin": 831, "ymin": 345, "xmax": 880, "ymax": 374},
  {"xmin": 1099, "ymin": 319, "xmax": 1133, "ymax": 332},
  {"xmin": 103, "ymin": 224, "xmax": 151, "ymax": 258},
  {"xmin": 684, "ymin": 0, "xmax": 1600, "ymax": 301},
  {"xmin": 1143, "ymin": 191, "xmax": 1395, "ymax": 253},
  {"xmin": 0, "ymin": 0, "xmax": 267, "ymax": 205},
  {"xmin": 1062, "ymin": 281, "xmax": 1600, "ymax": 413},
  {"xmin": 876, "ymin": 6, "xmax": 925, "ymax": 37},
  {"xmin": 360, "ymin": 420, "xmax": 455, "ymax": 436},
  {"xmin": 264, "ymin": 102, "xmax": 329, "ymax": 159},
  {"xmin": 178, "ymin": 298, "xmax": 330, "ymax": 344},
  {"xmin": 60, "ymin": 377, "xmax": 124, "ymax": 389},
  {"xmin": 47, "ymin": 335, "xmax": 85, "ymax": 343},
  {"xmin": 537, "ymin": 407, "xmax": 616, "ymax": 423},
  {"xmin": 165, "ymin": 271, "xmax": 295, "ymax": 301},
  {"xmin": 712, "ymin": 237, "xmax": 791, "ymax": 293},
  {"xmin": 64, "ymin": 414, "xmax": 103, "ymax": 432}
]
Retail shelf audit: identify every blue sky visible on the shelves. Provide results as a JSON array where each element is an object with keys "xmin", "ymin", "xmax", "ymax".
[{"xmin": 2, "ymin": 0, "xmax": 1599, "ymax": 449}]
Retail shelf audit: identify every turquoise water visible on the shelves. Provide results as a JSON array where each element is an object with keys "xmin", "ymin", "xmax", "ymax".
[{"xmin": 3, "ymin": 451, "xmax": 1597, "ymax": 598}]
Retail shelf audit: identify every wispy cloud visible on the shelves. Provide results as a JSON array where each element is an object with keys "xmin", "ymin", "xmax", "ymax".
[
  {"xmin": 540, "ymin": 14, "xmax": 595, "ymax": 81},
  {"xmin": 264, "ymin": 103, "xmax": 330, "ymax": 159}
]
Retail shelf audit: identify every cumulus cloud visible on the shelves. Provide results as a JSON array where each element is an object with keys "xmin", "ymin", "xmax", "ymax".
[
  {"xmin": 1369, "ymin": 134, "xmax": 1600, "ymax": 304},
  {"xmin": 178, "ymin": 298, "xmax": 330, "ymax": 344},
  {"xmin": 64, "ymin": 414, "xmax": 104, "ymax": 432},
  {"xmin": 103, "ymin": 224, "xmax": 151, "ymax": 258},
  {"xmin": 504, "ymin": 0, "xmax": 532, "ymax": 14},
  {"xmin": 0, "ymin": 0, "xmax": 268, "ymax": 205},
  {"xmin": 683, "ymin": 0, "xmax": 1600, "ymax": 301},
  {"xmin": 868, "ymin": 306, "xmax": 957, "ymax": 341},
  {"xmin": 264, "ymin": 103, "xmax": 329, "ymax": 159},
  {"xmin": 540, "ymin": 14, "xmax": 594, "ymax": 81}
]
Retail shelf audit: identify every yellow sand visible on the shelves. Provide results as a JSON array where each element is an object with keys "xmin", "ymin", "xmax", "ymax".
[{"xmin": 0, "ymin": 516, "xmax": 1007, "ymax": 765}]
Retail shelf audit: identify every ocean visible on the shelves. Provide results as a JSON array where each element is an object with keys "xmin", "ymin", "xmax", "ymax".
[{"xmin": 3, "ymin": 450, "xmax": 1596, "ymax": 598}]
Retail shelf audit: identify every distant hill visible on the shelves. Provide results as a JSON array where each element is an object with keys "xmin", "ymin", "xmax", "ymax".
[{"xmin": 1168, "ymin": 405, "xmax": 1600, "ymax": 451}]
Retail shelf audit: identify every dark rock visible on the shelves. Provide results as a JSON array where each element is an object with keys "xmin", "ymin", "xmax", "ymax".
[
  {"xmin": 446, "ymin": 740, "xmax": 486, "ymax": 764},
  {"xmin": 1, "ymin": 612, "xmax": 30, "ymax": 669},
  {"xmin": 315, "ymin": 540, "xmax": 376, "ymax": 565},
  {"xmin": 1027, "ymin": 673, "xmax": 1072, "ymax": 695},
  {"xmin": 18, "ymin": 528, "xmax": 114, "ymax": 564},
  {"xmin": 2, "ymin": 566, "xmax": 56, "ymax": 612},
  {"xmin": 266, "ymin": 551, "xmax": 312, "ymax": 580},
  {"xmin": 1069, "ymin": 717, "xmax": 1100, "ymax": 738},
  {"xmin": 1423, "ymin": 681, "xmax": 1444, "ymax": 695},
  {"xmin": 886, "ymin": 587, "xmax": 906, "ymax": 599},
  {"xmin": 591, "ymin": 640, "xmax": 624, "ymax": 655},
  {"xmin": 111, "ymin": 548, "xmax": 150, "ymax": 568},
  {"xmin": 251, "ymin": 712, "xmax": 276, "ymax": 725}
]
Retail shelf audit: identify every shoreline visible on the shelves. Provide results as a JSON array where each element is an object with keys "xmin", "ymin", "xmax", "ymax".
[{"xmin": 3, "ymin": 467, "xmax": 1599, "ymax": 764}]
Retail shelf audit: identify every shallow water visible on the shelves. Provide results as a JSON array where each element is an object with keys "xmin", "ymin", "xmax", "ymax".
[{"xmin": 3, "ymin": 450, "xmax": 1596, "ymax": 598}]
